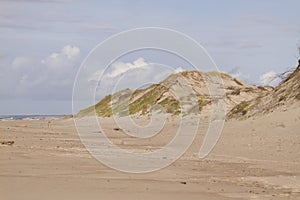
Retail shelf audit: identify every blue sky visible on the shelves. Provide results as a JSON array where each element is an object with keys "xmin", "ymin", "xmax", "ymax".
[{"xmin": 0, "ymin": 0, "xmax": 299, "ymax": 114}]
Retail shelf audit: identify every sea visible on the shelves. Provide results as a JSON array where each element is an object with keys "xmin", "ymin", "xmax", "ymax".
[{"xmin": 0, "ymin": 115, "xmax": 72, "ymax": 121}]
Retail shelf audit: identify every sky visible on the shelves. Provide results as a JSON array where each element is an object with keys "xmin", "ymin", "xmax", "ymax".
[{"xmin": 0, "ymin": 0, "xmax": 299, "ymax": 115}]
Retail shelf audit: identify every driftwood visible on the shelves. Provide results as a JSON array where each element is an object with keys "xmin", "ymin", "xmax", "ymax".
[{"xmin": 0, "ymin": 141, "xmax": 14, "ymax": 146}]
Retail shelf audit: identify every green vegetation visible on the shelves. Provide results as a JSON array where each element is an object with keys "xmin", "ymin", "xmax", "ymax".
[
  {"xmin": 181, "ymin": 71, "xmax": 195, "ymax": 78},
  {"xmin": 77, "ymin": 94, "xmax": 112, "ymax": 117},
  {"xmin": 233, "ymin": 78, "xmax": 243, "ymax": 86},
  {"xmin": 78, "ymin": 84, "xmax": 183, "ymax": 117},
  {"xmin": 129, "ymin": 89, "xmax": 144, "ymax": 100},
  {"xmin": 198, "ymin": 97, "xmax": 211, "ymax": 111},
  {"xmin": 231, "ymin": 101, "xmax": 250, "ymax": 116},
  {"xmin": 77, "ymin": 105, "xmax": 95, "ymax": 117},
  {"xmin": 207, "ymin": 71, "xmax": 232, "ymax": 79},
  {"xmin": 158, "ymin": 97, "xmax": 180, "ymax": 114},
  {"xmin": 128, "ymin": 85, "xmax": 168, "ymax": 115},
  {"xmin": 219, "ymin": 72, "xmax": 232, "ymax": 79},
  {"xmin": 279, "ymin": 94, "xmax": 288, "ymax": 102},
  {"xmin": 94, "ymin": 95, "xmax": 113, "ymax": 117},
  {"xmin": 296, "ymin": 93, "xmax": 300, "ymax": 100},
  {"xmin": 229, "ymin": 89, "xmax": 240, "ymax": 95}
]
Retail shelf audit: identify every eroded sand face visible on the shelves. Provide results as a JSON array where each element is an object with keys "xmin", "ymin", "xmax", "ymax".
[{"xmin": 0, "ymin": 107, "xmax": 300, "ymax": 200}]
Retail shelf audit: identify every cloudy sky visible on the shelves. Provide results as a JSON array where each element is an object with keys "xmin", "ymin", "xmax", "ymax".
[{"xmin": 0, "ymin": 0, "xmax": 299, "ymax": 115}]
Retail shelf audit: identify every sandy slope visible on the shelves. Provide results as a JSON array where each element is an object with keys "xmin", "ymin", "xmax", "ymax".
[{"xmin": 0, "ymin": 105, "xmax": 300, "ymax": 200}]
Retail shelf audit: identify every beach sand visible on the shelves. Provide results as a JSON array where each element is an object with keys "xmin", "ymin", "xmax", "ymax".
[{"xmin": 1, "ymin": 106, "xmax": 300, "ymax": 200}]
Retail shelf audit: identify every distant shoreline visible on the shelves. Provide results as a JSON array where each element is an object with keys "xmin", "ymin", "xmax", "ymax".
[{"xmin": 0, "ymin": 115, "xmax": 73, "ymax": 121}]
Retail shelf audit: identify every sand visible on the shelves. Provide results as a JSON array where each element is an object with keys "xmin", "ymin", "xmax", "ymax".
[{"xmin": 1, "ymin": 106, "xmax": 300, "ymax": 200}]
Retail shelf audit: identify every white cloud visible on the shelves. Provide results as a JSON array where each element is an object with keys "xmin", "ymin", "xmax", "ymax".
[
  {"xmin": 0, "ymin": 45, "xmax": 81, "ymax": 101},
  {"xmin": 42, "ymin": 45, "xmax": 80, "ymax": 70},
  {"xmin": 61, "ymin": 45, "xmax": 80, "ymax": 59},
  {"xmin": 88, "ymin": 68, "xmax": 104, "ymax": 83},
  {"xmin": 105, "ymin": 58, "xmax": 185, "ymax": 79},
  {"xmin": 175, "ymin": 67, "xmax": 184, "ymax": 73},
  {"xmin": 45, "ymin": 45, "xmax": 80, "ymax": 61},
  {"xmin": 227, "ymin": 66, "xmax": 250, "ymax": 82},
  {"xmin": 86, "ymin": 58, "xmax": 187, "ymax": 100},
  {"xmin": 12, "ymin": 56, "xmax": 33, "ymax": 70},
  {"xmin": 259, "ymin": 71, "xmax": 278, "ymax": 86},
  {"xmin": 107, "ymin": 57, "xmax": 149, "ymax": 78}
]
